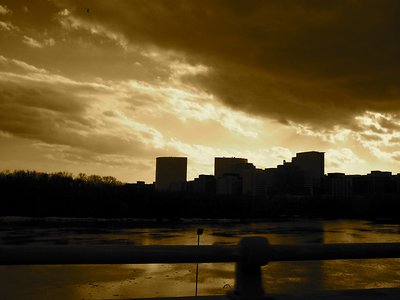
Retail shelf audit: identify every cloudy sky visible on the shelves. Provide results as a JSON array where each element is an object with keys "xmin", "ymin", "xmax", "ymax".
[{"xmin": 0, "ymin": 0, "xmax": 399, "ymax": 182}]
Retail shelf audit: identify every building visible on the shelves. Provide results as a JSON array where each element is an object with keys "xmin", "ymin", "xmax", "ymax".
[
  {"xmin": 365, "ymin": 171, "xmax": 396, "ymax": 195},
  {"xmin": 265, "ymin": 162, "xmax": 305, "ymax": 195},
  {"xmin": 264, "ymin": 151, "xmax": 325, "ymax": 195},
  {"xmin": 253, "ymin": 168, "xmax": 267, "ymax": 196},
  {"xmin": 155, "ymin": 157, "xmax": 187, "ymax": 191},
  {"xmin": 216, "ymin": 174, "xmax": 242, "ymax": 195},
  {"xmin": 232, "ymin": 162, "xmax": 266, "ymax": 196},
  {"xmin": 192, "ymin": 175, "xmax": 216, "ymax": 194},
  {"xmin": 235, "ymin": 163, "xmax": 256, "ymax": 195},
  {"xmin": 324, "ymin": 173, "xmax": 352, "ymax": 199},
  {"xmin": 214, "ymin": 157, "xmax": 248, "ymax": 178},
  {"xmin": 292, "ymin": 151, "xmax": 325, "ymax": 193}
]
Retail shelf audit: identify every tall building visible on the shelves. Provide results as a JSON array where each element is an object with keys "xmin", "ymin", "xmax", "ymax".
[
  {"xmin": 264, "ymin": 151, "xmax": 324, "ymax": 195},
  {"xmin": 214, "ymin": 157, "xmax": 248, "ymax": 178},
  {"xmin": 155, "ymin": 157, "xmax": 187, "ymax": 191},
  {"xmin": 265, "ymin": 161, "xmax": 305, "ymax": 195},
  {"xmin": 292, "ymin": 151, "xmax": 324, "ymax": 192}
]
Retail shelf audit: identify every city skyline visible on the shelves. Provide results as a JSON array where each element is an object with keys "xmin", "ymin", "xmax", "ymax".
[
  {"xmin": 1, "ymin": 1, "xmax": 400, "ymax": 183},
  {"xmin": 154, "ymin": 152, "xmax": 398, "ymax": 187},
  {"xmin": 153, "ymin": 152, "xmax": 399, "ymax": 198}
]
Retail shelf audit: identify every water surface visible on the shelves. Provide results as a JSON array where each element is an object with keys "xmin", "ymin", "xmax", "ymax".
[{"xmin": 1, "ymin": 218, "xmax": 400, "ymax": 299}]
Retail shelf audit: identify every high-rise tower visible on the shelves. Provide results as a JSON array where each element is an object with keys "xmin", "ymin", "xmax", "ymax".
[
  {"xmin": 155, "ymin": 157, "xmax": 187, "ymax": 191},
  {"xmin": 292, "ymin": 151, "xmax": 324, "ymax": 190},
  {"xmin": 214, "ymin": 157, "xmax": 248, "ymax": 178}
]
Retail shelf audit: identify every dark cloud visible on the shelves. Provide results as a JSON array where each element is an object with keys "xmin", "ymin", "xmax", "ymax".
[
  {"xmin": 0, "ymin": 0, "xmax": 59, "ymax": 29},
  {"xmin": 0, "ymin": 72, "xmax": 158, "ymax": 159},
  {"xmin": 351, "ymin": 112, "xmax": 400, "ymax": 134},
  {"xmin": 0, "ymin": 0, "xmax": 170, "ymax": 85},
  {"xmin": 53, "ymin": 0, "xmax": 400, "ymax": 127},
  {"xmin": 1, "ymin": 79, "xmax": 86, "ymax": 114},
  {"xmin": 376, "ymin": 116, "xmax": 400, "ymax": 133}
]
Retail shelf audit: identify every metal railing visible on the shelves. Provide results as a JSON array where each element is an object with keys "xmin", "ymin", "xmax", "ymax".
[{"xmin": 1, "ymin": 237, "xmax": 400, "ymax": 299}]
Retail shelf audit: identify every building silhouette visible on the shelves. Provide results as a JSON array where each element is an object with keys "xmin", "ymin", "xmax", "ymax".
[
  {"xmin": 155, "ymin": 157, "xmax": 187, "ymax": 191},
  {"xmin": 192, "ymin": 175, "xmax": 216, "ymax": 194},
  {"xmin": 214, "ymin": 157, "xmax": 248, "ymax": 178},
  {"xmin": 324, "ymin": 173, "xmax": 352, "ymax": 199},
  {"xmin": 213, "ymin": 158, "xmax": 247, "ymax": 195},
  {"xmin": 265, "ymin": 151, "xmax": 325, "ymax": 195},
  {"xmin": 292, "ymin": 151, "xmax": 325, "ymax": 193},
  {"xmin": 216, "ymin": 174, "xmax": 243, "ymax": 195},
  {"xmin": 230, "ymin": 162, "xmax": 267, "ymax": 196},
  {"xmin": 265, "ymin": 162, "xmax": 305, "ymax": 195},
  {"xmin": 153, "ymin": 151, "xmax": 399, "ymax": 199},
  {"xmin": 351, "ymin": 171, "xmax": 397, "ymax": 195}
]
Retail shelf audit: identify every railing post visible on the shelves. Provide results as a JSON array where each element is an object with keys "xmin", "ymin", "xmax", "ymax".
[{"xmin": 228, "ymin": 237, "xmax": 271, "ymax": 300}]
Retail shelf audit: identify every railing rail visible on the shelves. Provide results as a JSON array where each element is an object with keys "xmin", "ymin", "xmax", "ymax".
[
  {"xmin": 1, "ymin": 237, "xmax": 400, "ymax": 299},
  {"xmin": 2, "ymin": 241, "xmax": 400, "ymax": 265},
  {"xmin": 271, "ymin": 242, "xmax": 400, "ymax": 261},
  {"xmin": 0, "ymin": 244, "xmax": 239, "ymax": 265}
]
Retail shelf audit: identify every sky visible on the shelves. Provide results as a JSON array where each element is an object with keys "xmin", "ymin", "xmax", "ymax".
[{"xmin": 0, "ymin": 0, "xmax": 400, "ymax": 183}]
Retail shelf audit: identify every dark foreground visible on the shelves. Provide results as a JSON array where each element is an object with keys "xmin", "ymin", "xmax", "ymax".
[
  {"xmin": 1, "ymin": 219, "xmax": 400, "ymax": 299},
  {"xmin": 132, "ymin": 289, "xmax": 400, "ymax": 300}
]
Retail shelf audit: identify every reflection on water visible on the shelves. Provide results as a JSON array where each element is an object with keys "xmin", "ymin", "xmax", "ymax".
[{"xmin": 1, "ymin": 219, "xmax": 400, "ymax": 299}]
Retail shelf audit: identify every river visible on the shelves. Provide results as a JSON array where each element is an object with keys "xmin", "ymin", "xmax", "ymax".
[{"xmin": 1, "ymin": 218, "xmax": 400, "ymax": 299}]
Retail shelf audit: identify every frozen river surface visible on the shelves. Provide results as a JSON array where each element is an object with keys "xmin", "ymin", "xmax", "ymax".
[{"xmin": 1, "ymin": 218, "xmax": 400, "ymax": 299}]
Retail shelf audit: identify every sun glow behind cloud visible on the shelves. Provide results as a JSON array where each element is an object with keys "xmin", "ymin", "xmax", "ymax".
[
  {"xmin": 0, "ymin": 47, "xmax": 267, "ymax": 181},
  {"xmin": 0, "ymin": 0, "xmax": 399, "ymax": 182}
]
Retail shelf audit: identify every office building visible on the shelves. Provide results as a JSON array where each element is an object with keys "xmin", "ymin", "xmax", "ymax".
[
  {"xmin": 325, "ymin": 173, "xmax": 352, "ymax": 199},
  {"xmin": 192, "ymin": 175, "xmax": 216, "ymax": 194},
  {"xmin": 292, "ymin": 151, "xmax": 324, "ymax": 192},
  {"xmin": 214, "ymin": 157, "xmax": 248, "ymax": 178},
  {"xmin": 155, "ymin": 157, "xmax": 187, "ymax": 191}
]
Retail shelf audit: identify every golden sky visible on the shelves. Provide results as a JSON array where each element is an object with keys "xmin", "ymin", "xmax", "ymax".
[{"xmin": 0, "ymin": 0, "xmax": 399, "ymax": 182}]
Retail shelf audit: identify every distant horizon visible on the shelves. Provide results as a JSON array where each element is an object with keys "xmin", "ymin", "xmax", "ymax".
[
  {"xmin": 2, "ymin": 151, "xmax": 399, "ymax": 183},
  {"xmin": 2, "ymin": 150, "xmax": 399, "ymax": 184}
]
